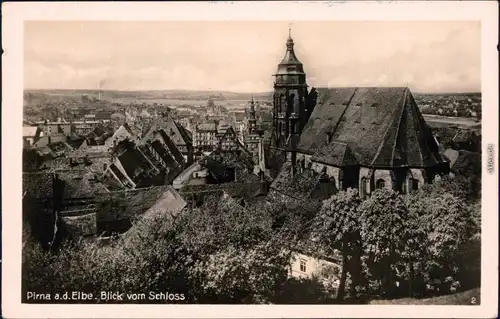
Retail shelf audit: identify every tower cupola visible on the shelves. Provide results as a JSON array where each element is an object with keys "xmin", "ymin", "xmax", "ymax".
[{"xmin": 275, "ymin": 28, "xmax": 305, "ymax": 78}]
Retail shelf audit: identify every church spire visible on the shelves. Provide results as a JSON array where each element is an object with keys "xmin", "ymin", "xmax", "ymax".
[
  {"xmin": 286, "ymin": 27, "xmax": 294, "ymax": 50},
  {"xmin": 248, "ymin": 95, "xmax": 257, "ymax": 134},
  {"xmin": 250, "ymin": 94, "xmax": 255, "ymax": 113}
]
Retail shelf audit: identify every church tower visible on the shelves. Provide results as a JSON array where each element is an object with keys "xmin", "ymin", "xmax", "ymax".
[
  {"xmin": 248, "ymin": 95, "xmax": 257, "ymax": 134},
  {"xmin": 271, "ymin": 29, "xmax": 309, "ymax": 151}
]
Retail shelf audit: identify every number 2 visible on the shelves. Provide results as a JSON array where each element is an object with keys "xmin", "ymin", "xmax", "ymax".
[{"xmin": 471, "ymin": 297, "xmax": 477, "ymax": 304}]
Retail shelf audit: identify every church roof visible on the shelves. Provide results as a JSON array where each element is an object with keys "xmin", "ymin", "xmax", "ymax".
[
  {"xmin": 297, "ymin": 87, "xmax": 448, "ymax": 168},
  {"xmin": 311, "ymin": 141, "xmax": 358, "ymax": 167}
]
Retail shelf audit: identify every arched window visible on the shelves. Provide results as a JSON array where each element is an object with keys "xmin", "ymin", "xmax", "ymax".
[
  {"xmin": 376, "ymin": 179, "xmax": 386, "ymax": 189},
  {"xmin": 412, "ymin": 178, "xmax": 419, "ymax": 191},
  {"xmin": 360, "ymin": 177, "xmax": 367, "ymax": 199}
]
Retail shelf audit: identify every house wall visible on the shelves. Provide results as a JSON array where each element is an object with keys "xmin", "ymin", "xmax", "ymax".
[
  {"xmin": 325, "ymin": 166, "xmax": 341, "ymax": 190},
  {"xmin": 373, "ymin": 169, "xmax": 393, "ymax": 191},
  {"xmin": 290, "ymin": 252, "xmax": 341, "ymax": 287},
  {"xmin": 407, "ymin": 168, "xmax": 426, "ymax": 192},
  {"xmin": 25, "ymin": 137, "xmax": 35, "ymax": 146}
]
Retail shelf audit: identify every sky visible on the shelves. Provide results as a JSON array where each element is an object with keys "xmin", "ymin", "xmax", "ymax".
[{"xmin": 24, "ymin": 21, "xmax": 481, "ymax": 93}]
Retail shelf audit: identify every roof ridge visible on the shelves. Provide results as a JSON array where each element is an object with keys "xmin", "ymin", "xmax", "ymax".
[
  {"xmin": 409, "ymin": 91, "xmax": 440, "ymax": 165},
  {"xmin": 389, "ymin": 87, "xmax": 409, "ymax": 166}
]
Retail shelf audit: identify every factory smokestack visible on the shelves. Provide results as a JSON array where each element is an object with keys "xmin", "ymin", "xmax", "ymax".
[{"xmin": 98, "ymin": 79, "xmax": 107, "ymax": 100}]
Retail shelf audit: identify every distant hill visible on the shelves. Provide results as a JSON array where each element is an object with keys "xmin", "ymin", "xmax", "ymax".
[
  {"xmin": 25, "ymin": 89, "xmax": 480, "ymax": 99},
  {"xmin": 413, "ymin": 92, "xmax": 481, "ymax": 97},
  {"xmin": 24, "ymin": 89, "xmax": 274, "ymax": 102}
]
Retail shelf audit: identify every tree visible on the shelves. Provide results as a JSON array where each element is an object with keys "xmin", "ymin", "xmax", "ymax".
[
  {"xmin": 406, "ymin": 191, "xmax": 477, "ymax": 295},
  {"xmin": 311, "ymin": 188, "xmax": 363, "ymax": 300},
  {"xmin": 191, "ymin": 242, "xmax": 291, "ymax": 303},
  {"xmin": 359, "ymin": 189, "xmax": 410, "ymax": 298}
]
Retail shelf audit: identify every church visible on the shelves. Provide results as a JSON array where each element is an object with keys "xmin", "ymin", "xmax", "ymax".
[{"xmin": 268, "ymin": 30, "xmax": 450, "ymax": 198}]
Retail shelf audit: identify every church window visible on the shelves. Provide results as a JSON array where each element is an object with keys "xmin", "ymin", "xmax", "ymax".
[
  {"xmin": 412, "ymin": 178, "xmax": 419, "ymax": 191},
  {"xmin": 376, "ymin": 179, "xmax": 386, "ymax": 189},
  {"xmin": 360, "ymin": 177, "xmax": 367, "ymax": 199}
]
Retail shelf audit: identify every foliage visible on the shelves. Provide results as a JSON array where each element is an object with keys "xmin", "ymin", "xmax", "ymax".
[
  {"xmin": 311, "ymin": 188, "xmax": 363, "ymax": 300},
  {"xmin": 23, "ymin": 178, "xmax": 481, "ymax": 303},
  {"xmin": 23, "ymin": 195, "xmax": 296, "ymax": 304},
  {"xmin": 191, "ymin": 243, "xmax": 291, "ymax": 303},
  {"xmin": 405, "ymin": 190, "xmax": 478, "ymax": 295},
  {"xmin": 359, "ymin": 189, "xmax": 412, "ymax": 298}
]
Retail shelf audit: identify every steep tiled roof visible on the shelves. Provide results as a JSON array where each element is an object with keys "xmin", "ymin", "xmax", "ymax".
[
  {"xmin": 47, "ymin": 142, "xmax": 73, "ymax": 157},
  {"xmin": 39, "ymin": 157, "xmax": 72, "ymax": 171},
  {"xmin": 311, "ymin": 141, "xmax": 358, "ymax": 167},
  {"xmin": 143, "ymin": 186, "xmax": 187, "ymax": 218},
  {"xmin": 34, "ymin": 146, "xmax": 54, "ymax": 158},
  {"xmin": 175, "ymin": 121, "xmax": 193, "ymax": 144},
  {"xmin": 95, "ymin": 186, "xmax": 178, "ymax": 222},
  {"xmin": 113, "ymin": 140, "xmax": 157, "ymax": 182},
  {"xmin": 270, "ymin": 162, "xmax": 322, "ymax": 200},
  {"xmin": 100, "ymin": 166, "xmax": 129, "ymax": 191},
  {"xmin": 450, "ymin": 150, "xmax": 481, "ymax": 174},
  {"xmin": 162, "ymin": 114, "xmax": 191, "ymax": 147},
  {"xmin": 297, "ymin": 88, "xmax": 357, "ymax": 152},
  {"xmin": 298, "ymin": 87, "xmax": 447, "ymax": 168},
  {"xmin": 66, "ymin": 137, "xmax": 86, "ymax": 149},
  {"xmin": 34, "ymin": 134, "xmax": 68, "ymax": 148},
  {"xmin": 156, "ymin": 130, "xmax": 185, "ymax": 165},
  {"xmin": 60, "ymin": 212, "xmax": 97, "ymax": 237},
  {"xmin": 122, "ymin": 187, "xmax": 187, "ymax": 240},
  {"xmin": 57, "ymin": 170, "xmax": 109, "ymax": 199},
  {"xmin": 150, "ymin": 140, "xmax": 178, "ymax": 169},
  {"xmin": 106, "ymin": 124, "xmax": 136, "ymax": 146},
  {"xmin": 23, "ymin": 172, "xmax": 55, "ymax": 199},
  {"xmin": 444, "ymin": 149, "xmax": 460, "ymax": 167}
]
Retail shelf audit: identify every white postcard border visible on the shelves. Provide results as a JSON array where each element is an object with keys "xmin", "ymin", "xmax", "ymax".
[{"xmin": 2, "ymin": 1, "xmax": 498, "ymax": 318}]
